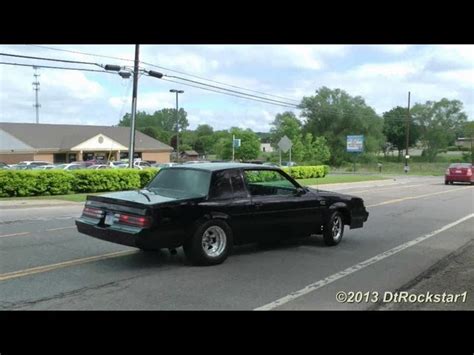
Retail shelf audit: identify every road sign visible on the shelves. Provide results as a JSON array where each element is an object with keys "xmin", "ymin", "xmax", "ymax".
[
  {"xmin": 347, "ymin": 135, "xmax": 364, "ymax": 153},
  {"xmin": 233, "ymin": 138, "xmax": 241, "ymax": 148},
  {"xmin": 278, "ymin": 135, "xmax": 293, "ymax": 153}
]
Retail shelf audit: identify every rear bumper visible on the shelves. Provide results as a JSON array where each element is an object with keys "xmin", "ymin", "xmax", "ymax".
[
  {"xmin": 75, "ymin": 218, "xmax": 185, "ymax": 249},
  {"xmin": 76, "ymin": 218, "xmax": 139, "ymax": 247},
  {"xmin": 445, "ymin": 175, "xmax": 473, "ymax": 182}
]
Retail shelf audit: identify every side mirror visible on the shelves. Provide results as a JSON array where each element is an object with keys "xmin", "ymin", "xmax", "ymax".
[{"xmin": 295, "ymin": 187, "xmax": 306, "ymax": 196}]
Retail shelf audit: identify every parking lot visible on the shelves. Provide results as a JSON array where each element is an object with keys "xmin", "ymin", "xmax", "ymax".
[{"xmin": 0, "ymin": 175, "xmax": 472, "ymax": 310}]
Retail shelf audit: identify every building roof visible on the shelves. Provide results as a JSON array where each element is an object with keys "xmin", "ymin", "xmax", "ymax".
[{"xmin": 0, "ymin": 122, "xmax": 173, "ymax": 152}]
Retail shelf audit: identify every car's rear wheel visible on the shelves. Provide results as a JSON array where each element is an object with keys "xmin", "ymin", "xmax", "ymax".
[
  {"xmin": 323, "ymin": 211, "xmax": 344, "ymax": 246},
  {"xmin": 183, "ymin": 219, "xmax": 233, "ymax": 266},
  {"xmin": 445, "ymin": 180, "xmax": 449, "ymax": 185}
]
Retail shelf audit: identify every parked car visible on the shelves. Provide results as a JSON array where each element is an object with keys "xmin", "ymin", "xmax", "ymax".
[
  {"xmin": 53, "ymin": 163, "xmax": 87, "ymax": 170},
  {"xmin": 151, "ymin": 162, "xmax": 179, "ymax": 168},
  {"xmin": 281, "ymin": 161, "xmax": 297, "ymax": 167},
  {"xmin": 134, "ymin": 161, "xmax": 152, "ymax": 168},
  {"xmin": 15, "ymin": 161, "xmax": 52, "ymax": 169},
  {"xmin": 263, "ymin": 162, "xmax": 281, "ymax": 167},
  {"xmin": 87, "ymin": 164, "xmax": 111, "ymax": 169},
  {"xmin": 445, "ymin": 163, "xmax": 473, "ymax": 185},
  {"xmin": 0, "ymin": 162, "xmax": 10, "ymax": 170},
  {"xmin": 32, "ymin": 164, "xmax": 56, "ymax": 170},
  {"xmin": 76, "ymin": 163, "xmax": 369, "ymax": 266}
]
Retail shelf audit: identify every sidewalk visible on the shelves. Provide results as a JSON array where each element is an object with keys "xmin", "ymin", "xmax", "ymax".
[
  {"xmin": 0, "ymin": 199, "xmax": 82, "ymax": 209},
  {"xmin": 377, "ymin": 240, "xmax": 474, "ymax": 310}
]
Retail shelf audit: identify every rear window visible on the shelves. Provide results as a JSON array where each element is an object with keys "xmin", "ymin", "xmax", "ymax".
[
  {"xmin": 449, "ymin": 163, "xmax": 472, "ymax": 168},
  {"xmin": 147, "ymin": 168, "xmax": 211, "ymax": 198}
]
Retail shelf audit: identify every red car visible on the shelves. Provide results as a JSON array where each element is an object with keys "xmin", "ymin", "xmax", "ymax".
[{"xmin": 445, "ymin": 163, "xmax": 474, "ymax": 185}]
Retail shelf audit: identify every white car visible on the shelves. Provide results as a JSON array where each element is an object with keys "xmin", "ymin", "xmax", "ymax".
[
  {"xmin": 53, "ymin": 163, "xmax": 86, "ymax": 170},
  {"xmin": 32, "ymin": 165, "xmax": 56, "ymax": 170},
  {"xmin": 87, "ymin": 164, "xmax": 111, "ymax": 169}
]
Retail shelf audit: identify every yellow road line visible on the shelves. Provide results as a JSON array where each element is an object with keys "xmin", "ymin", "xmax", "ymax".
[
  {"xmin": 0, "ymin": 232, "xmax": 31, "ymax": 238},
  {"xmin": 0, "ymin": 250, "xmax": 137, "ymax": 282},
  {"xmin": 46, "ymin": 226, "xmax": 76, "ymax": 231},
  {"xmin": 367, "ymin": 186, "xmax": 473, "ymax": 208}
]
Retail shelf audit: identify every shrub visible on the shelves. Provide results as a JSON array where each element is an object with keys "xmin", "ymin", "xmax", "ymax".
[{"xmin": 281, "ymin": 165, "xmax": 328, "ymax": 179}]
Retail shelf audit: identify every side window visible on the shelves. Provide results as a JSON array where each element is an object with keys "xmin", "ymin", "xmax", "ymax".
[
  {"xmin": 243, "ymin": 169, "xmax": 297, "ymax": 197},
  {"xmin": 209, "ymin": 171, "xmax": 233, "ymax": 200},
  {"xmin": 229, "ymin": 170, "xmax": 248, "ymax": 198}
]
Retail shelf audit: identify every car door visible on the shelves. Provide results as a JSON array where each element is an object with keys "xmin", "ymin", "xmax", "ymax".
[
  {"xmin": 243, "ymin": 168, "xmax": 322, "ymax": 241},
  {"xmin": 206, "ymin": 169, "xmax": 254, "ymax": 244}
]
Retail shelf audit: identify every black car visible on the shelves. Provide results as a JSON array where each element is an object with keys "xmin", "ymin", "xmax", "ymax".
[{"xmin": 76, "ymin": 163, "xmax": 369, "ymax": 265}]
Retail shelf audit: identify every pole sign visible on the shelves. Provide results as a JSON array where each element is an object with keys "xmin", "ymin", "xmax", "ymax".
[
  {"xmin": 278, "ymin": 135, "xmax": 293, "ymax": 153},
  {"xmin": 347, "ymin": 135, "xmax": 364, "ymax": 153},
  {"xmin": 233, "ymin": 138, "xmax": 241, "ymax": 148}
]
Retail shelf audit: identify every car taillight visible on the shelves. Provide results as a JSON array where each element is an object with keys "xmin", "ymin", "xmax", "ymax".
[
  {"xmin": 114, "ymin": 213, "xmax": 151, "ymax": 228},
  {"xmin": 82, "ymin": 206, "xmax": 104, "ymax": 219},
  {"xmin": 467, "ymin": 169, "xmax": 472, "ymax": 176},
  {"xmin": 445, "ymin": 169, "xmax": 450, "ymax": 175}
]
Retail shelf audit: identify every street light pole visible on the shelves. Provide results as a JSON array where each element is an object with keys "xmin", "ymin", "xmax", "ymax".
[
  {"xmin": 128, "ymin": 44, "xmax": 140, "ymax": 168},
  {"xmin": 170, "ymin": 89, "xmax": 184, "ymax": 162}
]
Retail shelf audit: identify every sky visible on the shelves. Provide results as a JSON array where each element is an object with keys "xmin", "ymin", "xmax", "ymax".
[{"xmin": 0, "ymin": 45, "xmax": 473, "ymax": 132}]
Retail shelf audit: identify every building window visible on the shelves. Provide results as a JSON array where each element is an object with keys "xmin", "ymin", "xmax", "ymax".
[
  {"xmin": 54, "ymin": 153, "xmax": 66, "ymax": 164},
  {"xmin": 68, "ymin": 153, "xmax": 77, "ymax": 162},
  {"xmin": 120, "ymin": 152, "xmax": 142, "ymax": 160}
]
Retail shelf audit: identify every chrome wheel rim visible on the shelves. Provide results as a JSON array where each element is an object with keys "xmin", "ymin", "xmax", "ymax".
[
  {"xmin": 201, "ymin": 226, "xmax": 227, "ymax": 257},
  {"xmin": 332, "ymin": 216, "xmax": 342, "ymax": 241}
]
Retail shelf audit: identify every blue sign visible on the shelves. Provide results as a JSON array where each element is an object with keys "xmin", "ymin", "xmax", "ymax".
[
  {"xmin": 347, "ymin": 135, "xmax": 364, "ymax": 152},
  {"xmin": 233, "ymin": 139, "xmax": 241, "ymax": 148}
]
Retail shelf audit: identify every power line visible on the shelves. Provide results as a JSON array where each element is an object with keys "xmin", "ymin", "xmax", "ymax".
[
  {"xmin": 0, "ymin": 61, "xmax": 116, "ymax": 74},
  {"xmin": 30, "ymin": 45, "xmax": 301, "ymax": 103},
  {"xmin": 161, "ymin": 78, "xmax": 298, "ymax": 108},
  {"xmin": 0, "ymin": 52, "xmax": 101, "ymax": 67},
  {"xmin": 165, "ymin": 74, "xmax": 299, "ymax": 107}
]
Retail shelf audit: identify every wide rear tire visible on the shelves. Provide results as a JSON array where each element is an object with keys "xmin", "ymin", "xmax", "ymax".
[{"xmin": 183, "ymin": 219, "xmax": 233, "ymax": 266}]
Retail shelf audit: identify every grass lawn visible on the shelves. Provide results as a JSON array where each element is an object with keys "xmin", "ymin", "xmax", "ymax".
[{"xmin": 297, "ymin": 175, "xmax": 389, "ymax": 186}]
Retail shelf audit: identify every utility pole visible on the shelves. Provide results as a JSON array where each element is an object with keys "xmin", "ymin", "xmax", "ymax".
[
  {"xmin": 32, "ymin": 66, "xmax": 41, "ymax": 123},
  {"xmin": 170, "ymin": 89, "xmax": 184, "ymax": 162},
  {"xmin": 128, "ymin": 45, "xmax": 140, "ymax": 169},
  {"xmin": 404, "ymin": 91, "xmax": 411, "ymax": 174}
]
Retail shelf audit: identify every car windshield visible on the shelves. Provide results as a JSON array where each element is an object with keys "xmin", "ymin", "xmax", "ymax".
[{"xmin": 147, "ymin": 168, "xmax": 211, "ymax": 198}]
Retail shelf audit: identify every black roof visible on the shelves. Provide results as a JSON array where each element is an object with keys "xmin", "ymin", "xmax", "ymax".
[{"xmin": 170, "ymin": 163, "xmax": 279, "ymax": 172}]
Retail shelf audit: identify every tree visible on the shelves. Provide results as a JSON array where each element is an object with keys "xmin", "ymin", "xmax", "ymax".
[
  {"xmin": 382, "ymin": 106, "xmax": 420, "ymax": 160},
  {"xmin": 118, "ymin": 108, "xmax": 189, "ymax": 134},
  {"xmin": 300, "ymin": 87, "xmax": 385, "ymax": 165},
  {"xmin": 269, "ymin": 111, "xmax": 302, "ymax": 146},
  {"xmin": 194, "ymin": 124, "xmax": 215, "ymax": 155},
  {"xmin": 411, "ymin": 99, "xmax": 468, "ymax": 162},
  {"xmin": 213, "ymin": 128, "xmax": 260, "ymax": 160}
]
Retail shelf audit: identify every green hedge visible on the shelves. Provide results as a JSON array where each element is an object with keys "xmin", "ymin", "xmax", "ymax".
[
  {"xmin": 281, "ymin": 165, "xmax": 329, "ymax": 179},
  {"xmin": 0, "ymin": 168, "xmax": 161, "ymax": 197},
  {"xmin": 0, "ymin": 166, "xmax": 328, "ymax": 198}
]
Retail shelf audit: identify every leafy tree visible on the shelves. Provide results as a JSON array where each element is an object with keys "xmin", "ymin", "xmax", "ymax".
[
  {"xmin": 119, "ymin": 108, "xmax": 189, "ymax": 134},
  {"xmin": 300, "ymin": 87, "xmax": 384, "ymax": 165},
  {"xmin": 382, "ymin": 106, "xmax": 421, "ymax": 160},
  {"xmin": 411, "ymin": 99, "xmax": 468, "ymax": 162},
  {"xmin": 213, "ymin": 128, "xmax": 260, "ymax": 160}
]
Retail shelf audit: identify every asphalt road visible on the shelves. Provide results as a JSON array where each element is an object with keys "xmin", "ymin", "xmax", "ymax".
[{"xmin": 0, "ymin": 176, "xmax": 472, "ymax": 310}]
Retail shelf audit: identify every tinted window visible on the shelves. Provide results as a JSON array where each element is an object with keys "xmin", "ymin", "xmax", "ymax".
[
  {"xmin": 243, "ymin": 169, "xmax": 297, "ymax": 197},
  {"xmin": 209, "ymin": 171, "xmax": 233, "ymax": 199},
  {"xmin": 230, "ymin": 170, "xmax": 248, "ymax": 198},
  {"xmin": 148, "ymin": 168, "xmax": 211, "ymax": 198}
]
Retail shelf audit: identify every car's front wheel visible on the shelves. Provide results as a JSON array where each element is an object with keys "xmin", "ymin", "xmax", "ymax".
[
  {"xmin": 323, "ymin": 211, "xmax": 344, "ymax": 246},
  {"xmin": 183, "ymin": 219, "xmax": 233, "ymax": 266}
]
